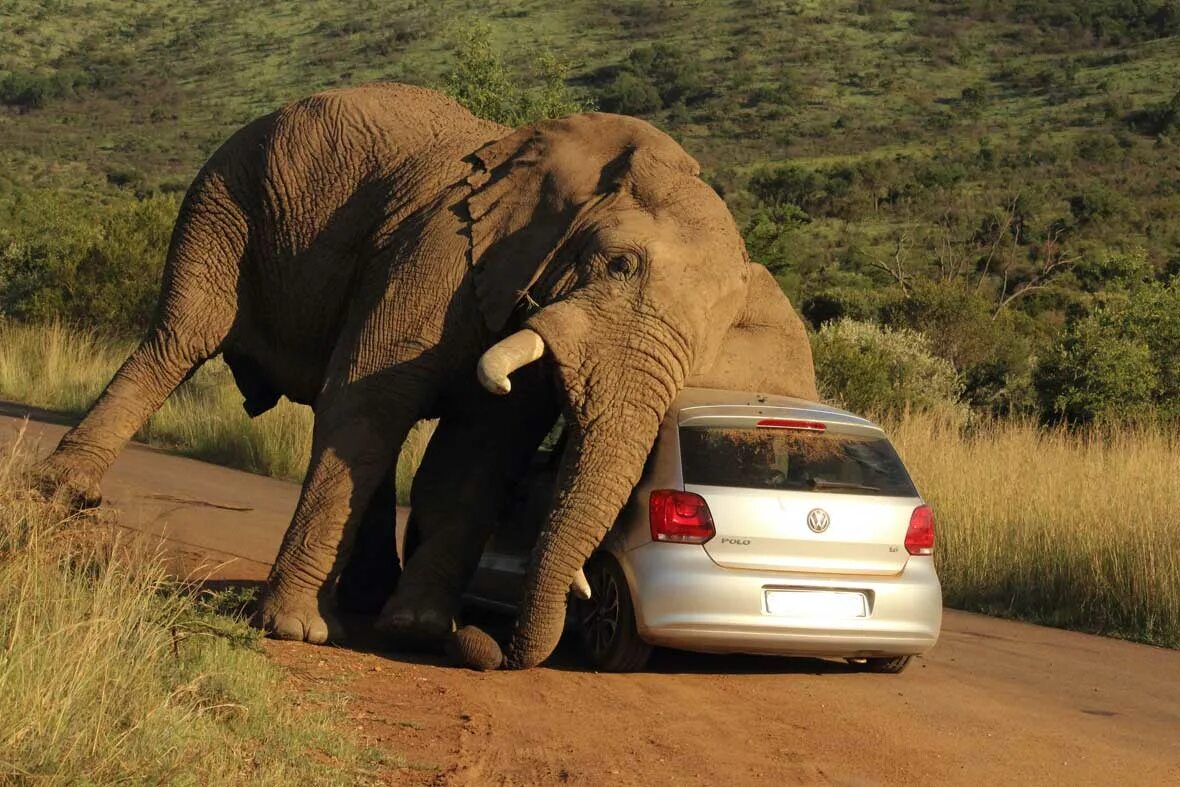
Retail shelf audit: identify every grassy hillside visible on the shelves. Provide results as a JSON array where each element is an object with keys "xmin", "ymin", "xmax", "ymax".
[{"xmin": 2, "ymin": 0, "xmax": 1179, "ymax": 420}]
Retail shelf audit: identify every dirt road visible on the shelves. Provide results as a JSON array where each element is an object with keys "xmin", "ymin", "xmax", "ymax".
[{"xmin": 4, "ymin": 407, "xmax": 1178, "ymax": 786}]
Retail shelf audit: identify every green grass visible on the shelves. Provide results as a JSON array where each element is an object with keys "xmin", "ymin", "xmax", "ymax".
[
  {"xmin": 0, "ymin": 430, "xmax": 389, "ymax": 785},
  {"xmin": 0, "ymin": 321, "xmax": 434, "ymax": 500}
]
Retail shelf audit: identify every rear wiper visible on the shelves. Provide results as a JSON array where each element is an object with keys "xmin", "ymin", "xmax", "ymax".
[{"xmin": 806, "ymin": 477, "xmax": 881, "ymax": 493}]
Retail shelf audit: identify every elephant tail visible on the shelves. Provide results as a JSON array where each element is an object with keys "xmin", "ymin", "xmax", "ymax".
[{"xmin": 447, "ymin": 625, "xmax": 506, "ymax": 670}]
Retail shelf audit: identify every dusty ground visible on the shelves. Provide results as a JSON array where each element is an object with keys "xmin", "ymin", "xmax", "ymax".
[{"xmin": 4, "ymin": 408, "xmax": 1179, "ymax": 786}]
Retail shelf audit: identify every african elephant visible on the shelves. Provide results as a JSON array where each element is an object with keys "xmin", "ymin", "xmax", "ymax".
[{"xmin": 34, "ymin": 83, "xmax": 816, "ymax": 669}]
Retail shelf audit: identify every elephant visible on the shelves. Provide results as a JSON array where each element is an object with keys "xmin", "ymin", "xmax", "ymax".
[{"xmin": 33, "ymin": 83, "xmax": 817, "ymax": 670}]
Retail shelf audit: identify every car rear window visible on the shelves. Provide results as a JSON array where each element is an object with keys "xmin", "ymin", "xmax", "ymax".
[{"xmin": 678, "ymin": 425, "xmax": 918, "ymax": 497}]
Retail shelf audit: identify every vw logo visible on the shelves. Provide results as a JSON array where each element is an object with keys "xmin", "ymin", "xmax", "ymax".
[{"xmin": 807, "ymin": 508, "xmax": 831, "ymax": 534}]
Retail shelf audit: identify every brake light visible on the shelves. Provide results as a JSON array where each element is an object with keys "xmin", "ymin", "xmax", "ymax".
[
  {"xmin": 756, "ymin": 418, "xmax": 826, "ymax": 431},
  {"xmin": 905, "ymin": 505, "xmax": 935, "ymax": 556},
  {"xmin": 649, "ymin": 489, "xmax": 715, "ymax": 544}
]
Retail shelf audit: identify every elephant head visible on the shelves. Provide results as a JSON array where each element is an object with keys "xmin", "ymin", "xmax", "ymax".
[{"xmin": 452, "ymin": 114, "xmax": 811, "ymax": 669}]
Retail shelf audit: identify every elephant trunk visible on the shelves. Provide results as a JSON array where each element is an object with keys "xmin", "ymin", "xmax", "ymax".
[{"xmin": 451, "ymin": 370, "xmax": 675, "ymax": 670}]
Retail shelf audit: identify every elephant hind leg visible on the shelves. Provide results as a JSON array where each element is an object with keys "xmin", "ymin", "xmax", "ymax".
[
  {"xmin": 36, "ymin": 325, "xmax": 228, "ymax": 507},
  {"xmin": 35, "ymin": 190, "xmax": 247, "ymax": 508}
]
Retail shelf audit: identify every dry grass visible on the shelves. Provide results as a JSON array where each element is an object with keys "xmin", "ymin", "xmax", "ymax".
[
  {"xmin": 0, "ymin": 428, "xmax": 387, "ymax": 784},
  {"xmin": 2, "ymin": 321, "xmax": 1176, "ymax": 647},
  {"xmin": 891, "ymin": 413, "xmax": 1180, "ymax": 647},
  {"xmin": 0, "ymin": 321, "xmax": 433, "ymax": 501}
]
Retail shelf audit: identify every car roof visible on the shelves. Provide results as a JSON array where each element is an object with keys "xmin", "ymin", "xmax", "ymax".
[{"xmin": 672, "ymin": 387, "xmax": 880, "ymax": 430}]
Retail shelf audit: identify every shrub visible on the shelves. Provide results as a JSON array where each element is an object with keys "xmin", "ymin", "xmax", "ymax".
[
  {"xmin": 441, "ymin": 24, "xmax": 588, "ymax": 126},
  {"xmin": 1034, "ymin": 319, "xmax": 1158, "ymax": 423},
  {"xmin": 0, "ymin": 68, "xmax": 96, "ymax": 110},
  {"xmin": 597, "ymin": 71, "xmax": 662, "ymax": 115},
  {"xmin": 0, "ymin": 191, "xmax": 178, "ymax": 336},
  {"xmin": 1036, "ymin": 280, "xmax": 1180, "ymax": 422},
  {"xmin": 810, "ymin": 319, "xmax": 963, "ymax": 416},
  {"xmin": 1126, "ymin": 89, "xmax": 1180, "ymax": 136},
  {"xmin": 596, "ymin": 43, "xmax": 707, "ymax": 115},
  {"xmin": 879, "ymin": 282, "xmax": 1038, "ymax": 415}
]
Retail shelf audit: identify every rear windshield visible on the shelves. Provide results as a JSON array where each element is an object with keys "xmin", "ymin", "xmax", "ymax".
[{"xmin": 678, "ymin": 425, "xmax": 918, "ymax": 497}]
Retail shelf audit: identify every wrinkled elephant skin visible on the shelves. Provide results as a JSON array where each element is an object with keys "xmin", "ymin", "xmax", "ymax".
[{"xmin": 35, "ymin": 84, "xmax": 817, "ymax": 669}]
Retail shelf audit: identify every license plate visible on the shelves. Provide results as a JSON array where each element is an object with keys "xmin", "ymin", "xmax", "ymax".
[{"xmin": 764, "ymin": 589, "xmax": 868, "ymax": 618}]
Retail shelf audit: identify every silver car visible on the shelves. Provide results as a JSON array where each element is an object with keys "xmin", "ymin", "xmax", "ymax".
[{"xmin": 467, "ymin": 388, "xmax": 942, "ymax": 673}]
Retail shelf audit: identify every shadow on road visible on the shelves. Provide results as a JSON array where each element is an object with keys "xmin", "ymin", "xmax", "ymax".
[{"xmin": 199, "ymin": 579, "xmax": 862, "ymax": 677}]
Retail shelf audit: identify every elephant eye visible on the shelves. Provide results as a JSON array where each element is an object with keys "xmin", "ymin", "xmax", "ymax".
[{"xmin": 606, "ymin": 254, "xmax": 639, "ymax": 280}]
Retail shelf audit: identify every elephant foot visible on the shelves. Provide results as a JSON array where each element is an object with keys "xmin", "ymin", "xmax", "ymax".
[
  {"xmin": 375, "ymin": 598, "xmax": 455, "ymax": 644},
  {"xmin": 253, "ymin": 588, "xmax": 343, "ymax": 644},
  {"xmin": 32, "ymin": 456, "xmax": 103, "ymax": 510}
]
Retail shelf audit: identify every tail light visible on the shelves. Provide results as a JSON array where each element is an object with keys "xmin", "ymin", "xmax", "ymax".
[
  {"xmin": 905, "ymin": 505, "xmax": 935, "ymax": 556},
  {"xmin": 649, "ymin": 489, "xmax": 715, "ymax": 544},
  {"xmin": 756, "ymin": 418, "xmax": 826, "ymax": 431}
]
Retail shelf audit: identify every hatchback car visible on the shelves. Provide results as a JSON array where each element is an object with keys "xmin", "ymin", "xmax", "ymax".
[{"xmin": 465, "ymin": 388, "xmax": 942, "ymax": 673}]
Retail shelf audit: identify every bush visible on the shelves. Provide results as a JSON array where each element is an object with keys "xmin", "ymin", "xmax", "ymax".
[
  {"xmin": 810, "ymin": 319, "xmax": 963, "ymax": 416},
  {"xmin": 879, "ymin": 282, "xmax": 1038, "ymax": 415},
  {"xmin": 442, "ymin": 24, "xmax": 588, "ymax": 126},
  {"xmin": 1035, "ymin": 279, "xmax": 1180, "ymax": 422},
  {"xmin": 596, "ymin": 43, "xmax": 707, "ymax": 115},
  {"xmin": 0, "ymin": 68, "xmax": 96, "ymax": 110},
  {"xmin": 0, "ymin": 191, "xmax": 178, "ymax": 335},
  {"xmin": 597, "ymin": 71, "xmax": 662, "ymax": 115}
]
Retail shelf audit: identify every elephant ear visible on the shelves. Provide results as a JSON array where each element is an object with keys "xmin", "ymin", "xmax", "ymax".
[
  {"xmin": 464, "ymin": 115, "xmax": 702, "ymax": 333},
  {"xmin": 465, "ymin": 126, "xmax": 582, "ymax": 333},
  {"xmin": 686, "ymin": 262, "xmax": 819, "ymax": 400}
]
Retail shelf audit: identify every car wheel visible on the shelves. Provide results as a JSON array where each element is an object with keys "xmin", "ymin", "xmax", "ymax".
[
  {"xmin": 849, "ymin": 655, "xmax": 912, "ymax": 674},
  {"xmin": 575, "ymin": 553, "xmax": 652, "ymax": 672}
]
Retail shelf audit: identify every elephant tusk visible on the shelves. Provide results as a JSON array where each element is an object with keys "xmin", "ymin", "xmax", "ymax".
[
  {"xmin": 476, "ymin": 329, "xmax": 545, "ymax": 395},
  {"xmin": 571, "ymin": 568, "xmax": 591, "ymax": 600}
]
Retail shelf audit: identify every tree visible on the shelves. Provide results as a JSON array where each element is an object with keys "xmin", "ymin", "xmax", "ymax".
[
  {"xmin": 442, "ymin": 25, "xmax": 589, "ymax": 126},
  {"xmin": 1034, "ymin": 279, "xmax": 1180, "ymax": 422}
]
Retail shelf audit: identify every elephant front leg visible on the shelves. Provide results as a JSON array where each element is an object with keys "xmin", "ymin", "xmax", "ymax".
[
  {"xmin": 335, "ymin": 469, "xmax": 402, "ymax": 615},
  {"xmin": 256, "ymin": 406, "xmax": 412, "ymax": 643},
  {"xmin": 378, "ymin": 366, "xmax": 560, "ymax": 643}
]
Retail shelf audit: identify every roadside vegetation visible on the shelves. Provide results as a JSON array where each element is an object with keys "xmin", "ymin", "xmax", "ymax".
[
  {"xmin": 0, "ymin": 430, "xmax": 389, "ymax": 784},
  {"xmin": 2, "ymin": 321, "xmax": 1176, "ymax": 648},
  {"xmin": 892, "ymin": 414, "xmax": 1180, "ymax": 648}
]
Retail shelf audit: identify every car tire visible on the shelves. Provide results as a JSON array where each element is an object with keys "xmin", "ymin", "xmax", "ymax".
[
  {"xmin": 575, "ymin": 552, "xmax": 652, "ymax": 672},
  {"xmin": 850, "ymin": 655, "xmax": 912, "ymax": 674}
]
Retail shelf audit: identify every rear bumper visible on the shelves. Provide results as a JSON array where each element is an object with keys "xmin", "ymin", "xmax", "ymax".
[{"xmin": 617, "ymin": 542, "xmax": 942, "ymax": 658}]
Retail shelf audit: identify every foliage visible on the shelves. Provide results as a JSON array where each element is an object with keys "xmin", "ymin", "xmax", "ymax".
[
  {"xmin": 880, "ymin": 282, "xmax": 1039, "ymax": 416},
  {"xmin": 0, "ymin": 439, "xmax": 382, "ymax": 784},
  {"xmin": 0, "ymin": 68, "xmax": 97, "ymax": 110},
  {"xmin": 598, "ymin": 43, "xmax": 707, "ymax": 115},
  {"xmin": 442, "ymin": 24, "xmax": 589, "ymax": 126},
  {"xmin": 810, "ymin": 318, "xmax": 963, "ymax": 417},
  {"xmin": 1035, "ymin": 279, "xmax": 1180, "ymax": 422},
  {"xmin": 0, "ymin": 191, "xmax": 177, "ymax": 336},
  {"xmin": 0, "ymin": 0, "xmax": 1178, "ymax": 428}
]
